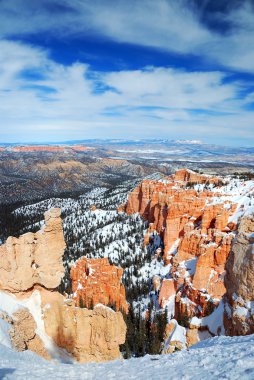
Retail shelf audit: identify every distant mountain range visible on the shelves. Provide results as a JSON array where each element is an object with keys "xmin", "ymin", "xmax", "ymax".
[{"xmin": 0, "ymin": 139, "xmax": 254, "ymax": 154}]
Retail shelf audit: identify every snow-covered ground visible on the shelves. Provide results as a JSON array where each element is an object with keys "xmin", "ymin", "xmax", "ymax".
[{"xmin": 1, "ymin": 334, "xmax": 254, "ymax": 379}]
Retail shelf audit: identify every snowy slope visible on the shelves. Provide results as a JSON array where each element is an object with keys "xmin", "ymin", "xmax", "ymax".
[{"xmin": 1, "ymin": 334, "xmax": 254, "ymax": 379}]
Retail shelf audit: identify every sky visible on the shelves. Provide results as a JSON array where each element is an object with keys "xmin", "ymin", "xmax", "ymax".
[{"xmin": 0, "ymin": 0, "xmax": 254, "ymax": 146}]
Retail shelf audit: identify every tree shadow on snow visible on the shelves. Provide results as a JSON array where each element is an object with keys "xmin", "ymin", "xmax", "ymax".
[{"xmin": 0, "ymin": 368, "xmax": 16, "ymax": 379}]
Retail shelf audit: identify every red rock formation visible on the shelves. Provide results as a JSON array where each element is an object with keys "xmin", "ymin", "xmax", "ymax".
[
  {"xmin": 126, "ymin": 170, "xmax": 235, "ymax": 262},
  {"xmin": 173, "ymin": 168, "xmax": 221, "ymax": 185},
  {"xmin": 71, "ymin": 145, "xmax": 95, "ymax": 151},
  {"xmin": 71, "ymin": 257, "xmax": 128, "ymax": 314},
  {"xmin": 158, "ymin": 279, "xmax": 175, "ymax": 308},
  {"xmin": 11, "ymin": 145, "xmax": 67, "ymax": 152},
  {"xmin": 10, "ymin": 145, "xmax": 95, "ymax": 153},
  {"xmin": 126, "ymin": 169, "xmax": 237, "ymax": 329}
]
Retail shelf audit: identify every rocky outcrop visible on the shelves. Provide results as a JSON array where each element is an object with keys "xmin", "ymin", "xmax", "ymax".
[
  {"xmin": 71, "ymin": 257, "xmax": 128, "ymax": 314},
  {"xmin": 162, "ymin": 320, "xmax": 186, "ymax": 353},
  {"xmin": 173, "ymin": 169, "xmax": 221, "ymax": 185},
  {"xmin": 0, "ymin": 208, "xmax": 66, "ymax": 293},
  {"xmin": 126, "ymin": 171, "xmax": 234, "ymax": 260},
  {"xmin": 9, "ymin": 308, "xmax": 50, "ymax": 360},
  {"xmin": 158, "ymin": 279, "xmax": 175, "ymax": 308},
  {"xmin": 126, "ymin": 170, "xmax": 235, "ymax": 303},
  {"xmin": 224, "ymin": 215, "xmax": 254, "ymax": 336},
  {"xmin": 43, "ymin": 290, "xmax": 126, "ymax": 362},
  {"xmin": 0, "ymin": 209, "xmax": 127, "ymax": 362}
]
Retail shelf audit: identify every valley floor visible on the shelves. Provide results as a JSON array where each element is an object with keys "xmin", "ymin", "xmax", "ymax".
[{"xmin": 1, "ymin": 334, "xmax": 254, "ymax": 380}]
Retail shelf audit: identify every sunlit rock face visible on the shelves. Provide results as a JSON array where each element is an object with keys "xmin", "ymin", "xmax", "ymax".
[
  {"xmin": 0, "ymin": 208, "xmax": 66, "ymax": 293},
  {"xmin": 71, "ymin": 257, "xmax": 129, "ymax": 314},
  {"xmin": 126, "ymin": 169, "xmax": 236, "ymax": 304},
  {"xmin": 224, "ymin": 215, "xmax": 254, "ymax": 336},
  {"xmin": 0, "ymin": 209, "xmax": 127, "ymax": 362},
  {"xmin": 43, "ymin": 291, "xmax": 126, "ymax": 363}
]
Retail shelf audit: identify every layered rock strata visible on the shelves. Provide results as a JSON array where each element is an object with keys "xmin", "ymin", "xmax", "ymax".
[
  {"xmin": 71, "ymin": 257, "xmax": 128, "ymax": 313},
  {"xmin": 173, "ymin": 168, "xmax": 221, "ymax": 184}
]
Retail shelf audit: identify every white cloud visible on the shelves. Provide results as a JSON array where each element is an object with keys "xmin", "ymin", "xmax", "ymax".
[
  {"xmin": 1, "ymin": 1, "xmax": 254, "ymax": 73},
  {"xmin": 0, "ymin": 39, "xmax": 253, "ymax": 144}
]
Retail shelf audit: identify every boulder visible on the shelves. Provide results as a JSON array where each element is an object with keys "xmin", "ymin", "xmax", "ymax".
[{"xmin": 9, "ymin": 308, "xmax": 50, "ymax": 360}]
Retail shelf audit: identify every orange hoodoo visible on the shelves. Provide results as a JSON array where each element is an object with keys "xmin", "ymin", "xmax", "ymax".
[{"xmin": 71, "ymin": 257, "xmax": 129, "ymax": 314}]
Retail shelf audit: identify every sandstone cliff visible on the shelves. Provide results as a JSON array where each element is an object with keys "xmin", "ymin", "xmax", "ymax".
[
  {"xmin": 126, "ymin": 170, "xmax": 236, "ymax": 308},
  {"xmin": 125, "ymin": 169, "xmax": 254, "ymax": 347},
  {"xmin": 71, "ymin": 257, "xmax": 128, "ymax": 313},
  {"xmin": 0, "ymin": 208, "xmax": 126, "ymax": 362},
  {"xmin": 0, "ymin": 208, "xmax": 65, "ymax": 292},
  {"xmin": 224, "ymin": 215, "xmax": 254, "ymax": 336},
  {"xmin": 173, "ymin": 168, "xmax": 221, "ymax": 184},
  {"xmin": 43, "ymin": 290, "xmax": 126, "ymax": 362}
]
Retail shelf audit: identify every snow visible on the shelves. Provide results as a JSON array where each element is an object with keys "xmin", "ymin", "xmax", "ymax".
[
  {"xmin": 234, "ymin": 307, "xmax": 249, "ymax": 318},
  {"xmin": 0, "ymin": 291, "xmax": 22, "ymax": 316},
  {"xmin": 0, "ymin": 319, "xmax": 12, "ymax": 348},
  {"xmin": 1, "ymin": 334, "xmax": 254, "ymax": 379},
  {"xmin": 167, "ymin": 239, "xmax": 180, "ymax": 256},
  {"xmin": 165, "ymin": 295, "xmax": 175, "ymax": 319},
  {"xmin": 170, "ymin": 320, "xmax": 186, "ymax": 345},
  {"xmin": 190, "ymin": 316, "xmax": 201, "ymax": 327},
  {"xmin": 202, "ymin": 300, "xmax": 225, "ymax": 335},
  {"xmin": 179, "ymin": 258, "xmax": 198, "ymax": 278},
  {"xmin": 162, "ymin": 319, "xmax": 186, "ymax": 353},
  {"xmin": 0, "ymin": 290, "xmax": 73, "ymax": 363},
  {"xmin": 201, "ymin": 178, "xmax": 254, "ymax": 227}
]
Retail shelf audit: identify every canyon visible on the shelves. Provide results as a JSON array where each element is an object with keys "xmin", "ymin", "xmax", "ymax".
[
  {"xmin": 0, "ymin": 167, "xmax": 253, "ymax": 363},
  {"xmin": 125, "ymin": 168, "xmax": 254, "ymax": 347},
  {"xmin": 1, "ymin": 140, "xmax": 253, "ymax": 208}
]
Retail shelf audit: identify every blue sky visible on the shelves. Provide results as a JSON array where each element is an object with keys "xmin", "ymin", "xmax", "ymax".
[{"xmin": 0, "ymin": 0, "xmax": 254, "ymax": 145}]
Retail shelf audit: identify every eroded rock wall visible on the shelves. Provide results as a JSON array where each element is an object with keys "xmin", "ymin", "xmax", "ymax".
[
  {"xmin": 43, "ymin": 291, "xmax": 126, "ymax": 362},
  {"xmin": 125, "ymin": 169, "xmax": 251, "ymax": 347},
  {"xmin": 224, "ymin": 215, "xmax": 254, "ymax": 336},
  {"xmin": 71, "ymin": 257, "xmax": 128, "ymax": 314},
  {"xmin": 0, "ymin": 208, "xmax": 65, "ymax": 292}
]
